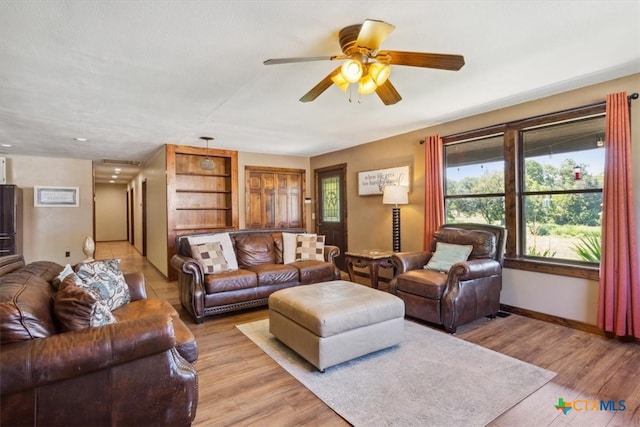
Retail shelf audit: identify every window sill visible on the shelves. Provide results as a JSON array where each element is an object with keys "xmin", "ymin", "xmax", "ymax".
[{"xmin": 504, "ymin": 258, "xmax": 599, "ymax": 281}]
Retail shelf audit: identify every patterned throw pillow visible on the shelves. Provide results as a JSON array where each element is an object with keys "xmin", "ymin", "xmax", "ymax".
[
  {"xmin": 425, "ymin": 242, "xmax": 473, "ymax": 273},
  {"xmin": 74, "ymin": 259, "xmax": 131, "ymax": 311},
  {"xmin": 295, "ymin": 234, "xmax": 325, "ymax": 261},
  {"xmin": 282, "ymin": 232, "xmax": 315, "ymax": 264},
  {"xmin": 186, "ymin": 232, "xmax": 239, "ymax": 270},
  {"xmin": 189, "ymin": 241, "xmax": 229, "ymax": 274},
  {"xmin": 55, "ymin": 273, "xmax": 116, "ymax": 331}
]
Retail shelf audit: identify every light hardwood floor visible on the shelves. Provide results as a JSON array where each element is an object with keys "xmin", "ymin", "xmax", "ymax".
[{"xmin": 97, "ymin": 241, "xmax": 639, "ymax": 427}]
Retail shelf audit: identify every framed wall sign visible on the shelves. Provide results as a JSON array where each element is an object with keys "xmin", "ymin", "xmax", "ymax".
[
  {"xmin": 358, "ymin": 165, "xmax": 410, "ymax": 196},
  {"xmin": 34, "ymin": 186, "xmax": 79, "ymax": 207}
]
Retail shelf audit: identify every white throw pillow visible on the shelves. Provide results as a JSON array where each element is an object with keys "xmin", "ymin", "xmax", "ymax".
[
  {"xmin": 282, "ymin": 232, "xmax": 316, "ymax": 264},
  {"xmin": 187, "ymin": 232, "xmax": 238, "ymax": 270}
]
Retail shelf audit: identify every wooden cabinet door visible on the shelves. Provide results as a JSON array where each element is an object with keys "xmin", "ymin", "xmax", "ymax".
[
  {"xmin": 246, "ymin": 167, "xmax": 304, "ymax": 229},
  {"xmin": 247, "ymin": 171, "xmax": 276, "ymax": 228}
]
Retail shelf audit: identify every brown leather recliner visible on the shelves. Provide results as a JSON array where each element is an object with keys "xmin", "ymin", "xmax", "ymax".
[{"xmin": 390, "ymin": 224, "xmax": 507, "ymax": 333}]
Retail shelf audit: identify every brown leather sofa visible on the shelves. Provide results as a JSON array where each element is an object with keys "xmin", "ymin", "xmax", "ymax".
[
  {"xmin": 390, "ymin": 224, "xmax": 507, "ymax": 333},
  {"xmin": 171, "ymin": 228, "xmax": 340, "ymax": 323},
  {"xmin": 0, "ymin": 254, "xmax": 199, "ymax": 427}
]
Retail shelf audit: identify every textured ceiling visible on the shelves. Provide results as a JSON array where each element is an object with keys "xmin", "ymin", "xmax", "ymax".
[{"xmin": 0, "ymin": 1, "xmax": 639, "ymax": 183}]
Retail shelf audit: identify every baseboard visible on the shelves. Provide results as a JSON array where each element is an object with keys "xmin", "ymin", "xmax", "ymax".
[
  {"xmin": 500, "ymin": 304, "xmax": 602, "ymax": 334},
  {"xmin": 500, "ymin": 304, "xmax": 640, "ymax": 343}
]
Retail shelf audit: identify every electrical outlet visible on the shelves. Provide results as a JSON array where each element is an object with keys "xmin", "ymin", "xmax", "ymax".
[{"xmin": 65, "ymin": 251, "xmax": 70, "ymax": 257}]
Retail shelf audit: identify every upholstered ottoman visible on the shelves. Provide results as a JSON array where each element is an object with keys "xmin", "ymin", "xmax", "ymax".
[{"xmin": 268, "ymin": 280, "xmax": 405, "ymax": 371}]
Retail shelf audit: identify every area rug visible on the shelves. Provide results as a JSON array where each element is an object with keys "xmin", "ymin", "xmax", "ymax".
[{"xmin": 237, "ymin": 319, "xmax": 555, "ymax": 427}]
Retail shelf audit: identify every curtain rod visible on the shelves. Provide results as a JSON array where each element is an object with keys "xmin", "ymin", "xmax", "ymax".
[{"xmin": 419, "ymin": 92, "xmax": 639, "ymax": 144}]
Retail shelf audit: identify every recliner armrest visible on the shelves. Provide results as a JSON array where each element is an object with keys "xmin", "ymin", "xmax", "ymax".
[
  {"xmin": 0, "ymin": 313, "xmax": 177, "ymax": 395},
  {"xmin": 448, "ymin": 258, "xmax": 502, "ymax": 281},
  {"xmin": 391, "ymin": 251, "xmax": 432, "ymax": 274}
]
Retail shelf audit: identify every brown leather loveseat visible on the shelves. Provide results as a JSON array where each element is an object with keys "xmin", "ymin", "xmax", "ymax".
[
  {"xmin": 0, "ymin": 254, "xmax": 198, "ymax": 427},
  {"xmin": 390, "ymin": 224, "xmax": 507, "ymax": 333},
  {"xmin": 171, "ymin": 228, "xmax": 340, "ymax": 323}
]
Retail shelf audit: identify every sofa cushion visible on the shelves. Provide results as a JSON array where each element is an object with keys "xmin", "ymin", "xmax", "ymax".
[
  {"xmin": 290, "ymin": 260, "xmax": 335, "ymax": 284},
  {"xmin": 235, "ymin": 234, "xmax": 276, "ymax": 268},
  {"xmin": 295, "ymin": 234, "xmax": 325, "ymax": 261},
  {"xmin": 0, "ymin": 270, "xmax": 57, "ymax": 344},
  {"xmin": 204, "ymin": 269, "xmax": 258, "ymax": 294},
  {"xmin": 54, "ymin": 273, "xmax": 117, "ymax": 331},
  {"xmin": 187, "ymin": 232, "xmax": 239, "ymax": 270},
  {"xmin": 75, "ymin": 259, "xmax": 131, "ymax": 310},
  {"xmin": 190, "ymin": 241, "xmax": 229, "ymax": 274},
  {"xmin": 396, "ymin": 269, "xmax": 448, "ymax": 300},
  {"xmin": 245, "ymin": 264, "xmax": 299, "ymax": 286},
  {"xmin": 425, "ymin": 242, "xmax": 473, "ymax": 273},
  {"xmin": 20, "ymin": 261, "xmax": 64, "ymax": 284}
]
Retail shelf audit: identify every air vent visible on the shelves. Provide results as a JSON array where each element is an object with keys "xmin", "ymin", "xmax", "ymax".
[{"xmin": 101, "ymin": 159, "xmax": 142, "ymax": 166}]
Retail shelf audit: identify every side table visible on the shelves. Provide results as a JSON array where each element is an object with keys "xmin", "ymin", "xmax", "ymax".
[{"xmin": 344, "ymin": 250, "xmax": 395, "ymax": 289}]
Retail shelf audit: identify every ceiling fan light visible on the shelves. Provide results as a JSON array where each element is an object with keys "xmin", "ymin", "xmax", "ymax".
[
  {"xmin": 331, "ymin": 73, "xmax": 350, "ymax": 92},
  {"xmin": 358, "ymin": 75, "xmax": 377, "ymax": 95},
  {"xmin": 341, "ymin": 59, "xmax": 363, "ymax": 83},
  {"xmin": 369, "ymin": 62, "xmax": 391, "ymax": 86}
]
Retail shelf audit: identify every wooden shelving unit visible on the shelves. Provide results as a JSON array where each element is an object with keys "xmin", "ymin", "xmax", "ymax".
[{"xmin": 166, "ymin": 144, "xmax": 238, "ymax": 279}]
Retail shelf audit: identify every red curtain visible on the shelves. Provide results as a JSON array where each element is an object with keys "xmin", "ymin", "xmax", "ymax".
[
  {"xmin": 598, "ymin": 92, "xmax": 640, "ymax": 338},
  {"xmin": 423, "ymin": 135, "xmax": 445, "ymax": 250}
]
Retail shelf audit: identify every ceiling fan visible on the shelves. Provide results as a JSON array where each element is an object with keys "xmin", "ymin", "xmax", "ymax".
[{"xmin": 263, "ymin": 19, "xmax": 465, "ymax": 105}]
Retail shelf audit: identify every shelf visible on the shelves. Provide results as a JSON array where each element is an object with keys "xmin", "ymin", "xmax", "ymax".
[
  {"xmin": 175, "ymin": 189, "xmax": 232, "ymax": 194},
  {"xmin": 176, "ymin": 207, "xmax": 232, "ymax": 211},
  {"xmin": 176, "ymin": 172, "xmax": 231, "ymax": 178}
]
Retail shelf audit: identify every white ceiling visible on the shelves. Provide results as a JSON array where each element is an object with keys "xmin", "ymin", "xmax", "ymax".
[{"xmin": 1, "ymin": 1, "xmax": 639, "ymax": 183}]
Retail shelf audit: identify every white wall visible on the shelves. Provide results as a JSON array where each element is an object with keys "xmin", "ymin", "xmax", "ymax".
[
  {"xmin": 3, "ymin": 154, "xmax": 93, "ymax": 265},
  {"xmin": 502, "ymin": 269, "xmax": 599, "ymax": 324},
  {"xmin": 139, "ymin": 148, "xmax": 168, "ymax": 276},
  {"xmin": 95, "ymin": 183, "xmax": 127, "ymax": 241}
]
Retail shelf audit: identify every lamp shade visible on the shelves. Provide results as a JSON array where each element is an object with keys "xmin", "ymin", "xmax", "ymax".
[
  {"xmin": 331, "ymin": 72, "xmax": 350, "ymax": 92},
  {"xmin": 358, "ymin": 74, "xmax": 377, "ymax": 95},
  {"xmin": 368, "ymin": 62, "xmax": 391, "ymax": 86},
  {"xmin": 382, "ymin": 185, "xmax": 409, "ymax": 205},
  {"xmin": 341, "ymin": 59, "xmax": 363, "ymax": 83}
]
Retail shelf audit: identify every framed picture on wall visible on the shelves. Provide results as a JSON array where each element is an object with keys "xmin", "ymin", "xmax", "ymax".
[
  {"xmin": 357, "ymin": 165, "xmax": 410, "ymax": 196},
  {"xmin": 34, "ymin": 186, "xmax": 79, "ymax": 207}
]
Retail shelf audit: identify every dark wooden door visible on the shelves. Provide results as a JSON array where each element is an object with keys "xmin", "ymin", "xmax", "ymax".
[{"xmin": 315, "ymin": 164, "xmax": 347, "ymax": 271}]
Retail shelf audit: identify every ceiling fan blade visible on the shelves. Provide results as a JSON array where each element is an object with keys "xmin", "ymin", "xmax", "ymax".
[
  {"xmin": 375, "ymin": 79, "xmax": 402, "ymax": 105},
  {"xmin": 299, "ymin": 67, "xmax": 342, "ymax": 103},
  {"xmin": 264, "ymin": 56, "xmax": 342, "ymax": 65},
  {"xmin": 378, "ymin": 50, "xmax": 465, "ymax": 70},
  {"xmin": 355, "ymin": 19, "xmax": 395, "ymax": 51}
]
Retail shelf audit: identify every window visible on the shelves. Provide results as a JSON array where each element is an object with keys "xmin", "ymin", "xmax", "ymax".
[
  {"xmin": 321, "ymin": 175, "xmax": 340, "ymax": 222},
  {"xmin": 444, "ymin": 134, "xmax": 505, "ymax": 225},
  {"xmin": 520, "ymin": 116, "xmax": 605, "ymax": 263},
  {"xmin": 443, "ymin": 104, "xmax": 605, "ymax": 276}
]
